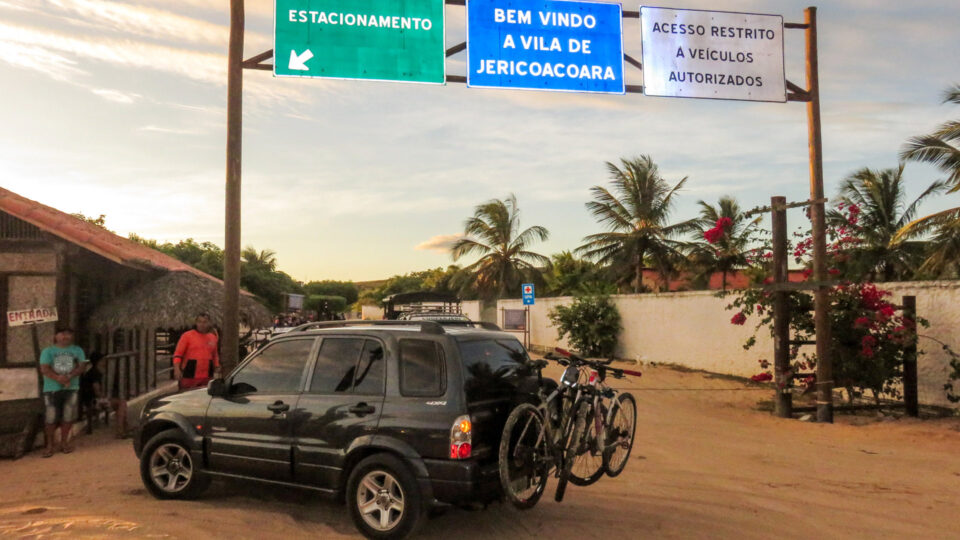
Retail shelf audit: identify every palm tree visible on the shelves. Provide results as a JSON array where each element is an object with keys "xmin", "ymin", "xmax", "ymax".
[
  {"xmin": 901, "ymin": 84, "xmax": 960, "ymax": 189},
  {"xmin": 450, "ymin": 195, "xmax": 550, "ymax": 299},
  {"xmin": 241, "ymin": 246, "xmax": 278, "ymax": 272},
  {"xmin": 577, "ymin": 156, "xmax": 696, "ymax": 293},
  {"xmin": 897, "ymin": 85, "xmax": 960, "ymax": 274},
  {"xmin": 689, "ymin": 196, "xmax": 760, "ymax": 291},
  {"xmin": 917, "ymin": 219, "xmax": 960, "ymax": 277},
  {"xmin": 828, "ymin": 165, "xmax": 944, "ymax": 281}
]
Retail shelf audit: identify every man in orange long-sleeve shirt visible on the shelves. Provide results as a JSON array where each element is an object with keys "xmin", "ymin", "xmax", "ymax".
[{"xmin": 173, "ymin": 313, "xmax": 220, "ymax": 391}]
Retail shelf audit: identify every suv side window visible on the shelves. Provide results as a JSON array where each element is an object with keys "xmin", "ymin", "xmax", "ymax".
[
  {"xmin": 231, "ymin": 338, "xmax": 314, "ymax": 394},
  {"xmin": 310, "ymin": 338, "xmax": 365, "ymax": 393},
  {"xmin": 399, "ymin": 339, "xmax": 445, "ymax": 397},
  {"xmin": 353, "ymin": 340, "xmax": 385, "ymax": 395}
]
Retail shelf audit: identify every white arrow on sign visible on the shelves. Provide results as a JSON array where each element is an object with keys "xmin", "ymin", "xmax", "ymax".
[{"xmin": 288, "ymin": 49, "xmax": 313, "ymax": 71}]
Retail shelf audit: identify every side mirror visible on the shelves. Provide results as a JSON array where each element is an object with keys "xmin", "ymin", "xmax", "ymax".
[{"xmin": 207, "ymin": 378, "xmax": 227, "ymax": 397}]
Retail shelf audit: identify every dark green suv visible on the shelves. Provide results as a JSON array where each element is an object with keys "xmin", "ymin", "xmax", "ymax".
[{"xmin": 134, "ymin": 321, "xmax": 542, "ymax": 539}]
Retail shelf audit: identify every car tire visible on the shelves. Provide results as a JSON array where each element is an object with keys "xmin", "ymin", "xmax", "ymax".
[
  {"xmin": 347, "ymin": 454, "xmax": 424, "ymax": 540},
  {"xmin": 139, "ymin": 428, "xmax": 210, "ymax": 500}
]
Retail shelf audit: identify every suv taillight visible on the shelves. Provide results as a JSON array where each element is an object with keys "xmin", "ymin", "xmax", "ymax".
[{"xmin": 450, "ymin": 415, "xmax": 472, "ymax": 459}]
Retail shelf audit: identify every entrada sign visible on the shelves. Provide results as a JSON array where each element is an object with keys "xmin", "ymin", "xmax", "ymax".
[
  {"xmin": 274, "ymin": 0, "xmax": 445, "ymax": 83},
  {"xmin": 640, "ymin": 6, "xmax": 786, "ymax": 102},
  {"xmin": 7, "ymin": 307, "xmax": 58, "ymax": 327},
  {"xmin": 467, "ymin": 0, "xmax": 624, "ymax": 93}
]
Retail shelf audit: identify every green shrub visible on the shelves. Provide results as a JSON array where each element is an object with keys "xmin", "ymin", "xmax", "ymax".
[
  {"xmin": 548, "ymin": 294, "xmax": 621, "ymax": 358},
  {"xmin": 305, "ymin": 295, "xmax": 347, "ymax": 315}
]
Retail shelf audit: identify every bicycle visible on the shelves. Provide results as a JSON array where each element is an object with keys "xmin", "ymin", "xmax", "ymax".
[
  {"xmin": 550, "ymin": 350, "xmax": 638, "ymax": 487},
  {"xmin": 498, "ymin": 353, "xmax": 590, "ymax": 508}
]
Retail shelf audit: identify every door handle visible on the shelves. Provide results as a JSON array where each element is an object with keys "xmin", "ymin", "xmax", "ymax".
[
  {"xmin": 348, "ymin": 403, "xmax": 376, "ymax": 416},
  {"xmin": 267, "ymin": 400, "xmax": 290, "ymax": 414}
]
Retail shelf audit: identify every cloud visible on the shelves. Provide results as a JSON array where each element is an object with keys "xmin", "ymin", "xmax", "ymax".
[
  {"xmin": 41, "ymin": 0, "xmax": 271, "ymax": 51},
  {"xmin": 0, "ymin": 40, "xmax": 85, "ymax": 81},
  {"xmin": 415, "ymin": 233, "xmax": 463, "ymax": 253},
  {"xmin": 91, "ymin": 87, "xmax": 139, "ymax": 103},
  {"xmin": 138, "ymin": 124, "xmax": 205, "ymax": 135},
  {"xmin": 0, "ymin": 20, "xmax": 307, "ymax": 106}
]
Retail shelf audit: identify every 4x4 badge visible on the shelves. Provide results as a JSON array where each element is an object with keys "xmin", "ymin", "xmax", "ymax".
[{"xmin": 425, "ymin": 401, "xmax": 447, "ymax": 406}]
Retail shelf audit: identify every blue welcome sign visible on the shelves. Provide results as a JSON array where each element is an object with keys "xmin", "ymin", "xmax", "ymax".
[{"xmin": 467, "ymin": 0, "xmax": 624, "ymax": 93}]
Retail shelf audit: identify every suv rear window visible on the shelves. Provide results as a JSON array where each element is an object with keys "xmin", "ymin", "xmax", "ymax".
[
  {"xmin": 399, "ymin": 339, "xmax": 445, "ymax": 397},
  {"xmin": 457, "ymin": 338, "xmax": 530, "ymax": 402}
]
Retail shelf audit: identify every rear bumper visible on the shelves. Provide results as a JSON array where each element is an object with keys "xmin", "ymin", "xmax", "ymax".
[{"xmin": 421, "ymin": 458, "xmax": 501, "ymax": 506}]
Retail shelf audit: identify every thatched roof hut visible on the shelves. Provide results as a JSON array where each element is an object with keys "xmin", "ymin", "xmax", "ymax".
[{"xmin": 88, "ymin": 271, "xmax": 272, "ymax": 330}]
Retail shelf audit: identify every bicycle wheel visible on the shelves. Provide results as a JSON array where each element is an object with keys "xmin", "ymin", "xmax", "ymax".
[
  {"xmin": 555, "ymin": 400, "xmax": 589, "ymax": 502},
  {"xmin": 603, "ymin": 392, "xmax": 636, "ymax": 477},
  {"xmin": 569, "ymin": 401, "xmax": 604, "ymax": 487},
  {"xmin": 499, "ymin": 403, "xmax": 549, "ymax": 510}
]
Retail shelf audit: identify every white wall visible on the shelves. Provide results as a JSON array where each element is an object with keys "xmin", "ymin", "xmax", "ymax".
[
  {"xmin": 0, "ymin": 369, "xmax": 39, "ymax": 400},
  {"xmin": 462, "ymin": 300, "xmax": 481, "ymax": 322},
  {"xmin": 361, "ymin": 305, "xmax": 384, "ymax": 320},
  {"xmin": 500, "ymin": 281, "xmax": 960, "ymax": 408}
]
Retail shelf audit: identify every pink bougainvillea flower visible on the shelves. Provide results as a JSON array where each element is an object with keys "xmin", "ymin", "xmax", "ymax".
[
  {"xmin": 704, "ymin": 227, "xmax": 723, "ymax": 244},
  {"xmin": 750, "ymin": 372, "xmax": 773, "ymax": 382},
  {"xmin": 731, "ymin": 312, "xmax": 747, "ymax": 325},
  {"xmin": 828, "ymin": 268, "xmax": 840, "ymax": 275},
  {"xmin": 716, "ymin": 217, "xmax": 733, "ymax": 229},
  {"xmin": 854, "ymin": 316, "xmax": 871, "ymax": 327}
]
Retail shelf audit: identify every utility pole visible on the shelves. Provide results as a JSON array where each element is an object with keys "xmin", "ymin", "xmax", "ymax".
[
  {"xmin": 223, "ymin": 0, "xmax": 244, "ymax": 373},
  {"xmin": 804, "ymin": 7, "xmax": 832, "ymax": 423},
  {"xmin": 770, "ymin": 196, "xmax": 791, "ymax": 418}
]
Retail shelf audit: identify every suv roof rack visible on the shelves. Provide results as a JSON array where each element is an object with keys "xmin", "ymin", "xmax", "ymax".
[
  {"xmin": 287, "ymin": 320, "xmax": 447, "ymax": 335},
  {"xmin": 433, "ymin": 320, "xmax": 502, "ymax": 331}
]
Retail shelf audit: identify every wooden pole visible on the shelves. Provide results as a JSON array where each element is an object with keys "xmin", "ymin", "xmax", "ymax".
[
  {"xmin": 804, "ymin": 7, "xmax": 833, "ymax": 423},
  {"xmin": 902, "ymin": 296, "xmax": 918, "ymax": 417},
  {"xmin": 771, "ymin": 196, "xmax": 792, "ymax": 418},
  {"xmin": 223, "ymin": 0, "xmax": 245, "ymax": 373}
]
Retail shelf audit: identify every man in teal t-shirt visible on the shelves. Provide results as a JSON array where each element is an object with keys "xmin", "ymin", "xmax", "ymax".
[{"xmin": 39, "ymin": 327, "xmax": 88, "ymax": 457}]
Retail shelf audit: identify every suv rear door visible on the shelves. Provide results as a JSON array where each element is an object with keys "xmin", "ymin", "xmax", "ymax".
[
  {"xmin": 205, "ymin": 337, "xmax": 316, "ymax": 482},
  {"xmin": 293, "ymin": 336, "xmax": 387, "ymax": 486},
  {"xmin": 457, "ymin": 337, "xmax": 533, "ymax": 462},
  {"xmin": 376, "ymin": 337, "xmax": 453, "ymax": 460}
]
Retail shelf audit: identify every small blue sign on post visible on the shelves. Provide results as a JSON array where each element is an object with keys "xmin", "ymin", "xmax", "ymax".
[
  {"xmin": 522, "ymin": 283, "xmax": 536, "ymax": 305},
  {"xmin": 467, "ymin": 0, "xmax": 624, "ymax": 94}
]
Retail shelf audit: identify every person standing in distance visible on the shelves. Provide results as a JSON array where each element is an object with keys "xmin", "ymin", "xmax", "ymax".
[
  {"xmin": 38, "ymin": 327, "xmax": 88, "ymax": 457},
  {"xmin": 173, "ymin": 313, "xmax": 220, "ymax": 391}
]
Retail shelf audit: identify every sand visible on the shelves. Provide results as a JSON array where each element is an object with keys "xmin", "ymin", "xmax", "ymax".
[{"xmin": 1, "ymin": 364, "xmax": 957, "ymax": 539}]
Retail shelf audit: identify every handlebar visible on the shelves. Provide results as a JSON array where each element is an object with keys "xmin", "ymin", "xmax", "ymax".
[{"xmin": 541, "ymin": 349, "xmax": 642, "ymax": 380}]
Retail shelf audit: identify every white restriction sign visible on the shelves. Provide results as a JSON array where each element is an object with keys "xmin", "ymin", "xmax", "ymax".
[{"xmin": 640, "ymin": 6, "xmax": 786, "ymax": 102}]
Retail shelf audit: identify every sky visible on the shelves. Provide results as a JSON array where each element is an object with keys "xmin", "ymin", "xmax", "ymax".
[{"xmin": 0, "ymin": 0, "xmax": 957, "ymax": 281}]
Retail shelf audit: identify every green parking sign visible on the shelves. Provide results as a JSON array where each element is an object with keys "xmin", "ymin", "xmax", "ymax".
[{"xmin": 274, "ymin": 0, "xmax": 445, "ymax": 84}]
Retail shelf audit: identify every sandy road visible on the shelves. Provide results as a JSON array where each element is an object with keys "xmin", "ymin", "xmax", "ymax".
[{"xmin": 1, "ymin": 364, "xmax": 958, "ymax": 539}]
